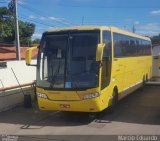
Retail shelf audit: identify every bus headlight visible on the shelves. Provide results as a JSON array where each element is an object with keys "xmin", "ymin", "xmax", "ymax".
[
  {"xmin": 83, "ymin": 93, "xmax": 100, "ymax": 100},
  {"xmin": 37, "ymin": 92, "xmax": 48, "ymax": 99}
]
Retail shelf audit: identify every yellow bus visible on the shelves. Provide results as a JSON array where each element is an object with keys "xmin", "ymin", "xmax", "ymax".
[{"xmin": 26, "ymin": 26, "xmax": 152, "ymax": 112}]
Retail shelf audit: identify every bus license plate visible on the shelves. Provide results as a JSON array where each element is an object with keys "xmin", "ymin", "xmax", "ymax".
[{"xmin": 60, "ymin": 104, "xmax": 70, "ymax": 108}]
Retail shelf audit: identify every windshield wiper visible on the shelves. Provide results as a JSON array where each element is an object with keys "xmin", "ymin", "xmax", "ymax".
[{"xmin": 50, "ymin": 59, "xmax": 61, "ymax": 88}]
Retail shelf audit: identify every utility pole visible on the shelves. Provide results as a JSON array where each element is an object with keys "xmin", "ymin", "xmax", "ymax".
[{"xmin": 13, "ymin": 0, "xmax": 21, "ymax": 60}]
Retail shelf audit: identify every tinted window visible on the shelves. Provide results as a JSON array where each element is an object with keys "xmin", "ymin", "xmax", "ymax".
[
  {"xmin": 101, "ymin": 31, "xmax": 112, "ymax": 89},
  {"xmin": 103, "ymin": 31, "xmax": 112, "ymax": 58},
  {"xmin": 114, "ymin": 33, "xmax": 152, "ymax": 57},
  {"xmin": 72, "ymin": 34, "xmax": 99, "ymax": 58},
  {"xmin": 114, "ymin": 33, "xmax": 124, "ymax": 57}
]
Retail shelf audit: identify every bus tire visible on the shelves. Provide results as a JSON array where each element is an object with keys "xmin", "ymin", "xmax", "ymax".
[{"xmin": 108, "ymin": 89, "xmax": 118, "ymax": 113}]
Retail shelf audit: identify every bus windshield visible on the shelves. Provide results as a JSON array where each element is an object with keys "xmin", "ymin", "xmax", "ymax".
[{"xmin": 37, "ymin": 31, "xmax": 100, "ymax": 90}]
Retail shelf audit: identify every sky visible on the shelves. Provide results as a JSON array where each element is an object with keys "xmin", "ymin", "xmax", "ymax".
[{"xmin": 1, "ymin": 0, "xmax": 160, "ymax": 40}]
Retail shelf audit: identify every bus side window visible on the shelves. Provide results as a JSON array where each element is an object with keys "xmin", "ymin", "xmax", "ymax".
[
  {"xmin": 103, "ymin": 32, "xmax": 112, "ymax": 59},
  {"xmin": 101, "ymin": 31, "xmax": 112, "ymax": 90}
]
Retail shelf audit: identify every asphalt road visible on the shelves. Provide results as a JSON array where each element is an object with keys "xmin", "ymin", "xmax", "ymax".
[{"xmin": 0, "ymin": 85, "xmax": 160, "ymax": 141}]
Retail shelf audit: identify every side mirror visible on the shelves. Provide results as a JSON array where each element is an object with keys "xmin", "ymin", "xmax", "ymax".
[
  {"xmin": 96, "ymin": 43, "xmax": 105, "ymax": 62},
  {"xmin": 26, "ymin": 46, "xmax": 38, "ymax": 66}
]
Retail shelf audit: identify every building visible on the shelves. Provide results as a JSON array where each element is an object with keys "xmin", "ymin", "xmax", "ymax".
[
  {"xmin": 153, "ymin": 44, "xmax": 160, "ymax": 57},
  {"xmin": 0, "ymin": 44, "xmax": 38, "ymax": 61}
]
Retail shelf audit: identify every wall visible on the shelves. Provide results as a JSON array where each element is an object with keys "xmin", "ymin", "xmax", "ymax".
[
  {"xmin": 0, "ymin": 60, "xmax": 36, "ymax": 112},
  {"xmin": 152, "ymin": 46, "xmax": 160, "ymax": 77},
  {"xmin": 0, "ymin": 87, "xmax": 35, "ymax": 112},
  {"xmin": 152, "ymin": 57, "xmax": 160, "ymax": 77},
  {"xmin": 0, "ymin": 60, "xmax": 36, "ymax": 89}
]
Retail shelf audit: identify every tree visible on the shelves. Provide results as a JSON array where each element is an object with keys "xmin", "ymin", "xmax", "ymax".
[
  {"xmin": 0, "ymin": 6, "xmax": 35, "ymax": 45},
  {"xmin": 19, "ymin": 21, "xmax": 35, "ymax": 45},
  {"xmin": 0, "ymin": 7, "xmax": 12, "ymax": 16},
  {"xmin": 151, "ymin": 34, "xmax": 160, "ymax": 45},
  {"xmin": 0, "ymin": 7, "xmax": 14, "ymax": 42},
  {"xmin": 32, "ymin": 38, "xmax": 41, "ymax": 44}
]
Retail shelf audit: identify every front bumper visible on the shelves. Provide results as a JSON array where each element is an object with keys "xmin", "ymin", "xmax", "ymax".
[{"xmin": 37, "ymin": 97, "xmax": 102, "ymax": 112}]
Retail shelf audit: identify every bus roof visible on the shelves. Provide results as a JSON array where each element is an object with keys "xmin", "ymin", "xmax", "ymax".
[
  {"xmin": 45, "ymin": 26, "xmax": 150, "ymax": 41},
  {"xmin": 46, "ymin": 26, "xmax": 103, "ymax": 32}
]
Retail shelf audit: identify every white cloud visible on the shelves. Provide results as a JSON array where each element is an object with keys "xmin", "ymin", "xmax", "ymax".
[
  {"xmin": 49, "ymin": 17, "xmax": 71, "ymax": 25},
  {"xmin": 29, "ymin": 15, "xmax": 70, "ymax": 24},
  {"xmin": 17, "ymin": 0, "xmax": 25, "ymax": 5},
  {"xmin": 32, "ymin": 33, "xmax": 42, "ymax": 39},
  {"xmin": 136, "ymin": 23, "xmax": 160, "ymax": 36},
  {"xmin": 47, "ymin": 27, "xmax": 59, "ymax": 31},
  {"xmin": 134, "ymin": 21, "xmax": 140, "ymax": 25},
  {"xmin": 39, "ymin": 17, "xmax": 46, "ymax": 20},
  {"xmin": 28, "ymin": 15, "xmax": 36, "ymax": 19},
  {"xmin": 28, "ymin": 15, "xmax": 72, "ymax": 26},
  {"xmin": 150, "ymin": 10, "xmax": 160, "ymax": 16},
  {"xmin": 49, "ymin": 17, "xmax": 65, "ymax": 22},
  {"xmin": 48, "ymin": 27, "xmax": 54, "ymax": 30}
]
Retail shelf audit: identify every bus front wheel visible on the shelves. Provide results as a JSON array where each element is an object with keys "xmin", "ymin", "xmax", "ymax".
[{"xmin": 108, "ymin": 89, "xmax": 118, "ymax": 113}]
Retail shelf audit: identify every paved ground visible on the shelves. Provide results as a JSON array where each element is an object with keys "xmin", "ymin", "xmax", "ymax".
[{"xmin": 0, "ymin": 85, "xmax": 160, "ymax": 140}]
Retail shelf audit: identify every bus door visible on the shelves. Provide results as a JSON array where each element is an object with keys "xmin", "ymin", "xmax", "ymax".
[
  {"xmin": 113, "ymin": 58, "xmax": 125, "ymax": 92},
  {"xmin": 112, "ymin": 33, "xmax": 125, "ymax": 93},
  {"xmin": 101, "ymin": 31, "xmax": 112, "ymax": 90}
]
